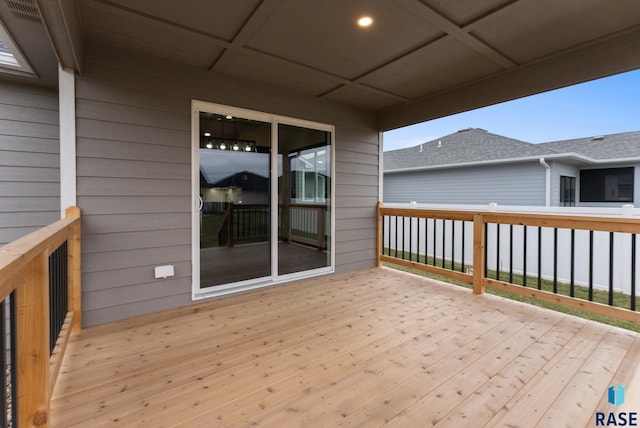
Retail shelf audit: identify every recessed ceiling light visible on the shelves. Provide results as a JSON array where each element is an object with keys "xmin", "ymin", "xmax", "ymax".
[
  {"xmin": 357, "ymin": 16, "xmax": 373, "ymax": 27},
  {"xmin": 203, "ymin": 132, "xmax": 211, "ymax": 137},
  {"xmin": 225, "ymin": 114, "xmax": 233, "ymax": 119}
]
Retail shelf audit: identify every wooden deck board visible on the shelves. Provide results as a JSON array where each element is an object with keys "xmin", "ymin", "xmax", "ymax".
[{"xmin": 50, "ymin": 267, "xmax": 640, "ymax": 427}]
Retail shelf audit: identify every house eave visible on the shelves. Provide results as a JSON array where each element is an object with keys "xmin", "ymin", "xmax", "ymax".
[{"xmin": 383, "ymin": 153, "xmax": 594, "ymax": 174}]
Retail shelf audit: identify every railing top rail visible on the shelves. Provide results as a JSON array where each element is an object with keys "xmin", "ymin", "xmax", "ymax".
[
  {"xmin": 379, "ymin": 206, "xmax": 640, "ymax": 233},
  {"xmin": 231, "ymin": 204, "xmax": 269, "ymax": 210},
  {"xmin": 482, "ymin": 212, "xmax": 640, "ymax": 233},
  {"xmin": 379, "ymin": 207, "xmax": 475, "ymax": 221},
  {"xmin": 288, "ymin": 203, "xmax": 328, "ymax": 209},
  {"xmin": 0, "ymin": 207, "xmax": 80, "ymax": 300}
]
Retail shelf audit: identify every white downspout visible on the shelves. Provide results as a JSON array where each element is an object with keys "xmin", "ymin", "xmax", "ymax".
[{"xmin": 539, "ymin": 157, "xmax": 551, "ymax": 207}]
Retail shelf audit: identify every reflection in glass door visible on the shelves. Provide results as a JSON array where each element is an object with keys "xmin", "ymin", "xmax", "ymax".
[
  {"xmin": 193, "ymin": 101, "xmax": 334, "ymax": 297},
  {"xmin": 198, "ymin": 112, "xmax": 271, "ymax": 287},
  {"xmin": 278, "ymin": 124, "xmax": 331, "ymax": 276}
]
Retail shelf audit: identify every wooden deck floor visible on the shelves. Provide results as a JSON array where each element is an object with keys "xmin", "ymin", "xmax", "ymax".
[{"xmin": 50, "ymin": 268, "xmax": 640, "ymax": 427}]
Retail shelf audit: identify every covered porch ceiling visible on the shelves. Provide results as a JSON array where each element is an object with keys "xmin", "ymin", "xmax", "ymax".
[{"xmin": 34, "ymin": 0, "xmax": 640, "ymax": 130}]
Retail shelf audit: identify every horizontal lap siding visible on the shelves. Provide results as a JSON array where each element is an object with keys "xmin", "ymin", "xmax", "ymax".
[
  {"xmin": 384, "ymin": 162, "xmax": 546, "ymax": 206},
  {"xmin": 0, "ymin": 82, "xmax": 59, "ymax": 245},
  {"xmin": 550, "ymin": 161, "xmax": 579, "ymax": 207},
  {"xmin": 78, "ymin": 43, "xmax": 379, "ymax": 326}
]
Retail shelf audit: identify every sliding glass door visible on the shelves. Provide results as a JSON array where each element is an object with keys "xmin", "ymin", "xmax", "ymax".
[
  {"xmin": 192, "ymin": 102, "xmax": 334, "ymax": 299},
  {"xmin": 278, "ymin": 124, "xmax": 331, "ymax": 275},
  {"xmin": 197, "ymin": 112, "xmax": 272, "ymax": 288}
]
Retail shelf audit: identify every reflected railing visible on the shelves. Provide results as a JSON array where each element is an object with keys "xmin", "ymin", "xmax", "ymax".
[{"xmin": 214, "ymin": 203, "xmax": 329, "ymax": 250}]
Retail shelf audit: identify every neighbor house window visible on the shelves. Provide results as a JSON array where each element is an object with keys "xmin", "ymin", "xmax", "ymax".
[
  {"xmin": 580, "ymin": 167, "xmax": 634, "ymax": 202},
  {"xmin": 560, "ymin": 176, "xmax": 576, "ymax": 206}
]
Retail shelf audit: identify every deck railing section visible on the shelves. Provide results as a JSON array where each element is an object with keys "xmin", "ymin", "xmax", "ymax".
[
  {"xmin": 0, "ymin": 207, "xmax": 81, "ymax": 428},
  {"xmin": 217, "ymin": 203, "xmax": 328, "ymax": 250},
  {"xmin": 1, "ymin": 293, "xmax": 17, "ymax": 428},
  {"xmin": 288, "ymin": 204, "xmax": 327, "ymax": 250},
  {"xmin": 377, "ymin": 203, "xmax": 640, "ymax": 325}
]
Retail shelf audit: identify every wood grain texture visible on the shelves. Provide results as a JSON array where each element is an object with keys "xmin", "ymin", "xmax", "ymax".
[{"xmin": 50, "ymin": 268, "xmax": 640, "ymax": 427}]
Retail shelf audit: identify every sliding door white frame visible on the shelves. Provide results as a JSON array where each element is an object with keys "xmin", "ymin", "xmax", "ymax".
[{"xmin": 191, "ymin": 100, "xmax": 335, "ymax": 300}]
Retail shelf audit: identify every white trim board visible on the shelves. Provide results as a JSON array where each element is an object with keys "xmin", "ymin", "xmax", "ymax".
[{"xmin": 59, "ymin": 64, "xmax": 76, "ymax": 216}]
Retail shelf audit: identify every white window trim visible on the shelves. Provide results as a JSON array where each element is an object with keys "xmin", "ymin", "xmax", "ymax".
[{"xmin": 191, "ymin": 100, "xmax": 336, "ymax": 300}]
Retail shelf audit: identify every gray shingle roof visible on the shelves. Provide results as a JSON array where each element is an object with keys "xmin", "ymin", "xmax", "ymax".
[
  {"xmin": 538, "ymin": 131, "xmax": 640, "ymax": 160},
  {"xmin": 384, "ymin": 128, "xmax": 556, "ymax": 171},
  {"xmin": 384, "ymin": 129, "xmax": 640, "ymax": 171}
]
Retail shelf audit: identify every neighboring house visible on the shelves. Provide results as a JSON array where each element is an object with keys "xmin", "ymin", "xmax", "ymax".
[
  {"xmin": 202, "ymin": 170, "xmax": 269, "ymax": 208},
  {"xmin": 384, "ymin": 128, "xmax": 640, "ymax": 207},
  {"xmin": 0, "ymin": 2, "xmax": 638, "ymax": 326}
]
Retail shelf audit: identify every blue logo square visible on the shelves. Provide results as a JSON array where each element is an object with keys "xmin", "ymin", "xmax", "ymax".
[{"xmin": 608, "ymin": 384, "xmax": 625, "ymax": 407}]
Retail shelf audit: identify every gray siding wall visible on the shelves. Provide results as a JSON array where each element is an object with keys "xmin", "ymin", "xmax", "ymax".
[
  {"xmin": 384, "ymin": 162, "xmax": 546, "ymax": 205},
  {"xmin": 0, "ymin": 81, "xmax": 59, "ymax": 245},
  {"xmin": 550, "ymin": 161, "xmax": 579, "ymax": 207},
  {"xmin": 77, "ymin": 42, "xmax": 379, "ymax": 326}
]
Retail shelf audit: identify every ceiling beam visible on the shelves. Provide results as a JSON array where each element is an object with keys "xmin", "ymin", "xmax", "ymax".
[
  {"xmin": 392, "ymin": 0, "xmax": 517, "ymax": 68},
  {"xmin": 90, "ymin": 0, "xmax": 232, "ymax": 48},
  {"xmin": 320, "ymin": 0, "xmax": 520, "ymax": 103},
  {"xmin": 209, "ymin": 0, "xmax": 283, "ymax": 72},
  {"xmin": 378, "ymin": 25, "xmax": 640, "ymax": 131}
]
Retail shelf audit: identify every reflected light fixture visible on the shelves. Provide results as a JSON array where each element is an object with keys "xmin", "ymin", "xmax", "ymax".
[
  {"xmin": 232, "ymin": 143, "xmax": 239, "ymax": 151},
  {"xmin": 357, "ymin": 16, "xmax": 373, "ymax": 27},
  {"xmin": 203, "ymin": 132, "xmax": 211, "ymax": 137},
  {"xmin": 244, "ymin": 145, "xmax": 252, "ymax": 152},
  {"xmin": 219, "ymin": 142, "xmax": 226, "ymax": 150},
  {"xmin": 225, "ymin": 114, "xmax": 233, "ymax": 120},
  {"xmin": 206, "ymin": 141, "xmax": 213, "ymax": 149}
]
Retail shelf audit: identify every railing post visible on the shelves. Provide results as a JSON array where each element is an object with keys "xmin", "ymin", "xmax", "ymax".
[
  {"xmin": 227, "ymin": 203, "xmax": 234, "ymax": 248},
  {"xmin": 377, "ymin": 202, "xmax": 383, "ymax": 267},
  {"xmin": 16, "ymin": 253, "xmax": 51, "ymax": 427},
  {"xmin": 473, "ymin": 214, "xmax": 486, "ymax": 295},
  {"xmin": 317, "ymin": 206, "xmax": 326, "ymax": 250},
  {"xmin": 66, "ymin": 206, "xmax": 82, "ymax": 331}
]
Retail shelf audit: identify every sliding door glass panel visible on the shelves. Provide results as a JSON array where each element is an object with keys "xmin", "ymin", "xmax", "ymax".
[
  {"xmin": 278, "ymin": 123, "xmax": 331, "ymax": 276},
  {"xmin": 199, "ymin": 112, "xmax": 271, "ymax": 287}
]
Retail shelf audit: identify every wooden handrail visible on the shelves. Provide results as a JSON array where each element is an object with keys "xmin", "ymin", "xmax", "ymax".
[
  {"xmin": 378, "ymin": 206, "xmax": 640, "ymax": 325},
  {"xmin": 0, "ymin": 206, "xmax": 81, "ymax": 428}
]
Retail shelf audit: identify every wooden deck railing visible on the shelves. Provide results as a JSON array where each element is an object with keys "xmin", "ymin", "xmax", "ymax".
[
  {"xmin": 216, "ymin": 203, "xmax": 328, "ymax": 250},
  {"xmin": 0, "ymin": 206, "xmax": 81, "ymax": 427},
  {"xmin": 377, "ymin": 203, "xmax": 640, "ymax": 325}
]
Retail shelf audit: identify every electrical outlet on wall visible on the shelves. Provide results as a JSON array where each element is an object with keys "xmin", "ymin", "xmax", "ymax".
[{"xmin": 154, "ymin": 265, "xmax": 175, "ymax": 279}]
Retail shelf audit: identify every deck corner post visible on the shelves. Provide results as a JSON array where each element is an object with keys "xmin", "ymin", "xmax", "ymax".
[
  {"xmin": 473, "ymin": 213, "xmax": 486, "ymax": 295},
  {"xmin": 66, "ymin": 206, "xmax": 82, "ymax": 331},
  {"xmin": 16, "ymin": 253, "xmax": 51, "ymax": 428}
]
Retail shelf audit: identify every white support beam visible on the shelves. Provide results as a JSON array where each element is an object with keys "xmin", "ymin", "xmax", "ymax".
[{"xmin": 59, "ymin": 64, "xmax": 76, "ymax": 217}]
